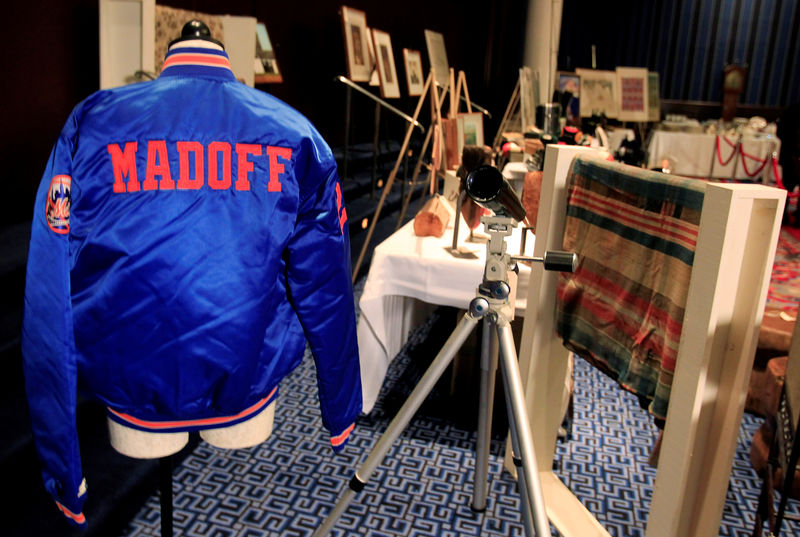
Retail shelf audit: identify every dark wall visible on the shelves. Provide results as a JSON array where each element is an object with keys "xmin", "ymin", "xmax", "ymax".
[
  {"xmin": 1, "ymin": 0, "xmax": 526, "ymax": 228},
  {"xmin": 558, "ymin": 0, "xmax": 800, "ymax": 107}
]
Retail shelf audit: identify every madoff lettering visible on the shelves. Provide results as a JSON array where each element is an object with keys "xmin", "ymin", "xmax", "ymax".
[{"xmin": 107, "ymin": 141, "xmax": 292, "ymax": 193}]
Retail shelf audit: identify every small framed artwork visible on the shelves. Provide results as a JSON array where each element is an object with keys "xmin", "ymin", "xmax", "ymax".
[
  {"xmin": 340, "ymin": 6, "xmax": 370, "ymax": 82},
  {"xmin": 616, "ymin": 67, "xmax": 649, "ymax": 122},
  {"xmin": 576, "ymin": 68, "xmax": 617, "ymax": 118},
  {"xmin": 424, "ymin": 29, "xmax": 449, "ymax": 88},
  {"xmin": 557, "ymin": 71, "xmax": 580, "ymax": 96},
  {"xmin": 364, "ymin": 26, "xmax": 380, "ymax": 87},
  {"xmin": 371, "ymin": 29, "xmax": 400, "ymax": 99},
  {"xmin": 648, "ymin": 71, "xmax": 660, "ymax": 122},
  {"xmin": 403, "ymin": 49, "xmax": 424, "ymax": 96},
  {"xmin": 254, "ymin": 22, "xmax": 282, "ymax": 83},
  {"xmin": 457, "ymin": 112, "xmax": 484, "ymax": 160}
]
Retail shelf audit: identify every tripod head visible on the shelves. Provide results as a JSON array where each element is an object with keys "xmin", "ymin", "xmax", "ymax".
[{"xmin": 462, "ymin": 165, "xmax": 578, "ymax": 315}]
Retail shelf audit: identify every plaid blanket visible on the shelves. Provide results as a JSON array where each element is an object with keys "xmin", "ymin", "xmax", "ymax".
[{"xmin": 556, "ymin": 156, "xmax": 706, "ymax": 420}]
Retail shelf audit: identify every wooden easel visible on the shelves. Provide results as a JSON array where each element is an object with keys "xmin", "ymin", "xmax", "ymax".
[
  {"xmin": 351, "ymin": 70, "xmax": 436, "ymax": 281},
  {"xmin": 394, "ymin": 69, "xmax": 476, "ymax": 228}
]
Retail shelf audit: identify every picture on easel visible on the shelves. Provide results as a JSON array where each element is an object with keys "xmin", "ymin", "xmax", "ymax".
[
  {"xmin": 340, "ymin": 6, "xmax": 371, "ymax": 82},
  {"xmin": 371, "ymin": 29, "xmax": 400, "ymax": 99},
  {"xmin": 403, "ymin": 49, "xmax": 424, "ymax": 96},
  {"xmin": 364, "ymin": 26, "xmax": 380, "ymax": 86},
  {"xmin": 615, "ymin": 67, "xmax": 649, "ymax": 122},
  {"xmin": 456, "ymin": 112, "xmax": 484, "ymax": 162},
  {"xmin": 424, "ymin": 29, "xmax": 449, "ymax": 88},
  {"xmin": 576, "ymin": 68, "xmax": 617, "ymax": 118}
]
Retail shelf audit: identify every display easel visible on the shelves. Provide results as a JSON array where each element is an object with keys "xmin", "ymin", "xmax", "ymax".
[
  {"xmin": 394, "ymin": 69, "xmax": 486, "ymax": 231},
  {"xmin": 518, "ymin": 144, "xmax": 786, "ymax": 536},
  {"xmin": 350, "ymin": 71, "xmax": 436, "ymax": 281},
  {"xmin": 336, "ymin": 75, "xmax": 425, "ymax": 191}
]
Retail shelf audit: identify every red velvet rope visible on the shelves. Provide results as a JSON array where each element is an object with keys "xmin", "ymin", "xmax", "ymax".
[
  {"xmin": 772, "ymin": 156, "xmax": 799, "ymax": 198},
  {"xmin": 715, "ymin": 135, "xmax": 738, "ymax": 166},
  {"xmin": 739, "ymin": 143, "xmax": 770, "ymax": 178}
]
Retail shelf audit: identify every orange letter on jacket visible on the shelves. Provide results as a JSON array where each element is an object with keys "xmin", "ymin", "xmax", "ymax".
[
  {"xmin": 176, "ymin": 141, "xmax": 204, "ymax": 190},
  {"xmin": 266, "ymin": 146, "xmax": 292, "ymax": 193},
  {"xmin": 108, "ymin": 142, "xmax": 139, "ymax": 193},
  {"xmin": 235, "ymin": 144, "xmax": 261, "ymax": 191}
]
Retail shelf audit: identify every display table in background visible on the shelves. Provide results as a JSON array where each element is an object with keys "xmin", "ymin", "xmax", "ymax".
[
  {"xmin": 358, "ymin": 218, "xmax": 534, "ymax": 413},
  {"xmin": 646, "ymin": 130, "xmax": 781, "ymax": 181}
]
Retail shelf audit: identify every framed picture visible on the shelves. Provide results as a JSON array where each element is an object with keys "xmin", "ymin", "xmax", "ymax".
[
  {"xmin": 424, "ymin": 29, "xmax": 449, "ymax": 88},
  {"xmin": 340, "ymin": 6, "xmax": 370, "ymax": 82},
  {"xmin": 371, "ymin": 29, "xmax": 400, "ymax": 99},
  {"xmin": 576, "ymin": 68, "xmax": 617, "ymax": 118},
  {"xmin": 457, "ymin": 112, "xmax": 484, "ymax": 161},
  {"xmin": 254, "ymin": 22, "xmax": 282, "ymax": 83},
  {"xmin": 403, "ymin": 49, "xmax": 424, "ymax": 96},
  {"xmin": 364, "ymin": 26, "xmax": 380, "ymax": 86},
  {"xmin": 616, "ymin": 67, "xmax": 649, "ymax": 122},
  {"xmin": 557, "ymin": 71, "xmax": 580, "ymax": 96},
  {"xmin": 648, "ymin": 71, "xmax": 660, "ymax": 122}
]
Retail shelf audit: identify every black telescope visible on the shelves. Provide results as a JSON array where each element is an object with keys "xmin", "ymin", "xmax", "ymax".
[{"xmin": 464, "ymin": 165, "xmax": 527, "ymax": 223}]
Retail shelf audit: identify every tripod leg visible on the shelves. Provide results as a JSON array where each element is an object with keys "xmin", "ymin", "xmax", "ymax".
[
  {"xmin": 496, "ymin": 320, "xmax": 551, "ymax": 537},
  {"xmin": 472, "ymin": 318, "xmax": 499, "ymax": 512},
  {"xmin": 313, "ymin": 312, "xmax": 480, "ymax": 537}
]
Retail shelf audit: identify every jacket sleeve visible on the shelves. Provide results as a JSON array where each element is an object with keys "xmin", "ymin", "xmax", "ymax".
[
  {"xmin": 21, "ymin": 110, "xmax": 87, "ymax": 527},
  {"xmin": 286, "ymin": 132, "xmax": 362, "ymax": 452}
]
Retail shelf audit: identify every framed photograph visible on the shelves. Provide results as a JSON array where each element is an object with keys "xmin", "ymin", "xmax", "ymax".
[
  {"xmin": 557, "ymin": 71, "xmax": 580, "ymax": 96},
  {"xmin": 457, "ymin": 112, "xmax": 484, "ymax": 161},
  {"xmin": 254, "ymin": 22, "xmax": 282, "ymax": 83},
  {"xmin": 576, "ymin": 68, "xmax": 617, "ymax": 118},
  {"xmin": 615, "ymin": 67, "xmax": 649, "ymax": 122},
  {"xmin": 340, "ymin": 6, "xmax": 370, "ymax": 82},
  {"xmin": 424, "ymin": 29, "xmax": 449, "ymax": 88},
  {"xmin": 371, "ymin": 29, "xmax": 400, "ymax": 99},
  {"xmin": 364, "ymin": 26, "xmax": 380, "ymax": 86},
  {"xmin": 648, "ymin": 71, "xmax": 660, "ymax": 122},
  {"xmin": 403, "ymin": 49, "xmax": 424, "ymax": 96}
]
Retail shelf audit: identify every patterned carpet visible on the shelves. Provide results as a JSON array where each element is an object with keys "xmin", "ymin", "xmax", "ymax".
[
  {"xmin": 767, "ymin": 226, "xmax": 800, "ymax": 314},
  {"xmin": 118, "ymin": 243, "xmax": 800, "ymax": 537}
]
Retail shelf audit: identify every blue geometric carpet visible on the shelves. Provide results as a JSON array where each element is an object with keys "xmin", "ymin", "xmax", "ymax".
[{"xmin": 120, "ymin": 293, "xmax": 799, "ymax": 536}]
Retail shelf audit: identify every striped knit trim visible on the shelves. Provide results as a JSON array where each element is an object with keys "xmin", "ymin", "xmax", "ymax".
[
  {"xmin": 56, "ymin": 501, "xmax": 86, "ymax": 525},
  {"xmin": 160, "ymin": 46, "xmax": 234, "ymax": 78},
  {"xmin": 107, "ymin": 386, "xmax": 278, "ymax": 433},
  {"xmin": 331, "ymin": 423, "xmax": 355, "ymax": 448}
]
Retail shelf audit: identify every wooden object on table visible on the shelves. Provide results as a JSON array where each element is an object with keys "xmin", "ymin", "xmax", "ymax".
[
  {"xmin": 521, "ymin": 171, "xmax": 543, "ymax": 230},
  {"xmin": 413, "ymin": 194, "xmax": 451, "ymax": 238}
]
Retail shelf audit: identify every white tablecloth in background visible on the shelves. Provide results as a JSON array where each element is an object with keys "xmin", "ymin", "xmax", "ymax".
[
  {"xmin": 357, "ymin": 218, "xmax": 534, "ymax": 413},
  {"xmin": 646, "ymin": 130, "xmax": 780, "ymax": 181}
]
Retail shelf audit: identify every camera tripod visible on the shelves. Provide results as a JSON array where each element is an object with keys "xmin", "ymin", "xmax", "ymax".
[{"xmin": 313, "ymin": 215, "xmax": 576, "ymax": 537}]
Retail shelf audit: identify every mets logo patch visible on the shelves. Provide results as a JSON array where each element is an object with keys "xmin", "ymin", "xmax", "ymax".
[{"xmin": 46, "ymin": 175, "xmax": 71, "ymax": 234}]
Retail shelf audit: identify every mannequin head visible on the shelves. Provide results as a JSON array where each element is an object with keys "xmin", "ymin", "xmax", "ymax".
[{"xmin": 169, "ymin": 19, "xmax": 224, "ymax": 49}]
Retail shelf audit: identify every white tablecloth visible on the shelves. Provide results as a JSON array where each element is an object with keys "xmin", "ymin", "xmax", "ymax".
[
  {"xmin": 646, "ymin": 130, "xmax": 780, "ymax": 181},
  {"xmin": 357, "ymin": 218, "xmax": 534, "ymax": 412}
]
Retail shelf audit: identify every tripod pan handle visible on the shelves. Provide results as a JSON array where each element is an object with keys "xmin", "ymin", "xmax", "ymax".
[{"xmin": 543, "ymin": 251, "xmax": 578, "ymax": 272}]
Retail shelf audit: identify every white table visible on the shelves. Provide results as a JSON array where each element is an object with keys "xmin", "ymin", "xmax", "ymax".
[
  {"xmin": 646, "ymin": 130, "xmax": 780, "ymax": 181},
  {"xmin": 357, "ymin": 218, "xmax": 534, "ymax": 413}
]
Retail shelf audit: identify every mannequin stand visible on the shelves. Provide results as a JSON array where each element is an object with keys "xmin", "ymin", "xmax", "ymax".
[
  {"xmin": 108, "ymin": 400, "xmax": 276, "ymax": 537},
  {"xmin": 159, "ymin": 455, "xmax": 173, "ymax": 537},
  {"xmin": 313, "ymin": 215, "xmax": 576, "ymax": 537}
]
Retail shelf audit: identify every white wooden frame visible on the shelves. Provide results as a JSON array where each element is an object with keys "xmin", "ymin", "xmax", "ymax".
[{"xmin": 516, "ymin": 144, "xmax": 786, "ymax": 536}]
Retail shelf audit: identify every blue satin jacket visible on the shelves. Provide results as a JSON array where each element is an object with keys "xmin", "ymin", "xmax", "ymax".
[{"xmin": 22, "ymin": 43, "xmax": 362, "ymax": 527}]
